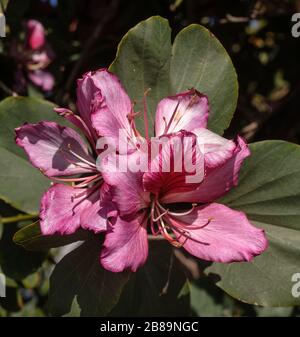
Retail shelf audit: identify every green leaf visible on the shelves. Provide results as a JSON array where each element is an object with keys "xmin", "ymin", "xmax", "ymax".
[
  {"xmin": 170, "ymin": 25, "xmax": 238, "ymax": 135},
  {"xmin": 110, "ymin": 16, "xmax": 237, "ymax": 136},
  {"xmin": 255, "ymin": 306, "xmax": 293, "ymax": 317},
  {"xmin": 189, "ymin": 279, "xmax": 225, "ymax": 317},
  {"xmin": 0, "ymin": 96, "xmax": 67, "ymax": 213},
  {"xmin": 0, "ymin": 223, "xmax": 46, "ymax": 280},
  {"xmin": 110, "ymin": 241, "xmax": 190, "ymax": 316},
  {"xmin": 110, "ymin": 16, "xmax": 172, "ymax": 136},
  {"xmin": 13, "ymin": 222, "xmax": 92, "ymax": 251},
  {"xmin": 205, "ymin": 141, "xmax": 300, "ymax": 306},
  {"xmin": 48, "ymin": 237, "xmax": 130, "ymax": 317}
]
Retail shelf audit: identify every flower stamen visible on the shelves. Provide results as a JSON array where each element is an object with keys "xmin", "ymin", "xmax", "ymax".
[{"xmin": 67, "ymin": 143, "xmax": 97, "ymax": 168}]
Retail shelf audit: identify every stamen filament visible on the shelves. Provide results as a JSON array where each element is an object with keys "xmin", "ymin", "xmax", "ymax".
[
  {"xmin": 75, "ymin": 175, "xmax": 102, "ymax": 188},
  {"xmin": 152, "ymin": 207, "xmax": 168, "ymax": 222},
  {"xmin": 67, "ymin": 144, "xmax": 97, "ymax": 168},
  {"xmin": 167, "ymin": 203, "xmax": 197, "ymax": 217},
  {"xmin": 164, "ymin": 101, "xmax": 180, "ymax": 134},
  {"xmin": 156, "ymin": 200, "xmax": 196, "ymax": 217}
]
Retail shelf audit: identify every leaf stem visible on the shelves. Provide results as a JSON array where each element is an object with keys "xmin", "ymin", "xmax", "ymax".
[{"xmin": 0, "ymin": 213, "xmax": 38, "ymax": 224}]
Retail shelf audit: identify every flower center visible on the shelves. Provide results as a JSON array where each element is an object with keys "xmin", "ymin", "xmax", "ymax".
[{"xmin": 149, "ymin": 196, "xmax": 209, "ymax": 248}]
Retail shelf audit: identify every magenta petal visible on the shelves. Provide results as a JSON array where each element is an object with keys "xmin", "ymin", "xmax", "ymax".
[
  {"xmin": 15, "ymin": 121, "xmax": 95, "ymax": 177},
  {"xmin": 40, "ymin": 183, "xmax": 106, "ymax": 235},
  {"xmin": 161, "ymin": 136, "xmax": 250, "ymax": 204},
  {"xmin": 193, "ymin": 128, "xmax": 236, "ymax": 168},
  {"xmin": 76, "ymin": 70, "xmax": 101, "ymax": 133},
  {"xmin": 77, "ymin": 68, "xmax": 133, "ymax": 141},
  {"xmin": 26, "ymin": 20, "xmax": 45, "ymax": 50},
  {"xmin": 143, "ymin": 131, "xmax": 204, "ymax": 196},
  {"xmin": 168, "ymin": 203, "xmax": 268, "ymax": 263},
  {"xmin": 81, "ymin": 182, "xmax": 114, "ymax": 233},
  {"xmin": 101, "ymin": 152, "xmax": 150, "ymax": 216},
  {"xmin": 28, "ymin": 70, "xmax": 55, "ymax": 91},
  {"xmin": 100, "ymin": 212, "xmax": 149, "ymax": 272},
  {"xmin": 54, "ymin": 108, "xmax": 95, "ymax": 147},
  {"xmin": 155, "ymin": 89, "xmax": 209, "ymax": 136},
  {"xmin": 90, "ymin": 69, "xmax": 133, "ymax": 140}
]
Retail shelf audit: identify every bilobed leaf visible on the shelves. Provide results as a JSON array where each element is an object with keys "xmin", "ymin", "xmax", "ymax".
[
  {"xmin": 48, "ymin": 237, "xmax": 130, "ymax": 317},
  {"xmin": 170, "ymin": 25, "xmax": 238, "ymax": 135},
  {"xmin": 110, "ymin": 16, "xmax": 172, "ymax": 136},
  {"xmin": 13, "ymin": 222, "xmax": 92, "ymax": 251},
  {"xmin": 205, "ymin": 141, "xmax": 300, "ymax": 306},
  {"xmin": 0, "ymin": 96, "xmax": 67, "ymax": 213},
  {"xmin": 110, "ymin": 16, "xmax": 237, "ymax": 136}
]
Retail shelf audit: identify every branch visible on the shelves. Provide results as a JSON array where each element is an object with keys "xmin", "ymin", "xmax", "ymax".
[
  {"xmin": 0, "ymin": 80, "xmax": 18, "ymax": 97},
  {"xmin": 58, "ymin": 0, "xmax": 120, "ymax": 104}
]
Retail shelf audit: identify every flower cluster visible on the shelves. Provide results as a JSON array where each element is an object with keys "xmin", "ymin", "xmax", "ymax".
[{"xmin": 15, "ymin": 68, "xmax": 268, "ymax": 272}]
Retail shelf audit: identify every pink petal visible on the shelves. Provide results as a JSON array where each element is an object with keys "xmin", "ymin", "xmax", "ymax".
[
  {"xmin": 168, "ymin": 203, "xmax": 268, "ymax": 263},
  {"xmin": 40, "ymin": 183, "xmax": 106, "ymax": 235},
  {"xmin": 15, "ymin": 121, "xmax": 95, "ymax": 177},
  {"xmin": 101, "ymin": 152, "xmax": 150, "ymax": 216},
  {"xmin": 143, "ymin": 131, "xmax": 204, "ymax": 196},
  {"xmin": 155, "ymin": 89, "xmax": 209, "ymax": 137},
  {"xmin": 28, "ymin": 70, "xmax": 55, "ymax": 91},
  {"xmin": 100, "ymin": 212, "xmax": 148, "ymax": 272},
  {"xmin": 193, "ymin": 128, "xmax": 236, "ymax": 168},
  {"xmin": 161, "ymin": 136, "xmax": 250, "ymax": 204},
  {"xmin": 54, "ymin": 108, "xmax": 95, "ymax": 147},
  {"xmin": 26, "ymin": 20, "xmax": 45, "ymax": 50},
  {"xmin": 77, "ymin": 68, "xmax": 133, "ymax": 141},
  {"xmin": 76, "ymin": 70, "xmax": 101, "ymax": 134},
  {"xmin": 90, "ymin": 69, "xmax": 134, "ymax": 140},
  {"xmin": 31, "ymin": 50, "xmax": 52, "ymax": 66}
]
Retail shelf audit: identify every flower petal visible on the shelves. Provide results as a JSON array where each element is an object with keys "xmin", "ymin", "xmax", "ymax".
[
  {"xmin": 155, "ymin": 89, "xmax": 209, "ymax": 136},
  {"xmin": 28, "ymin": 70, "xmax": 55, "ymax": 91},
  {"xmin": 40, "ymin": 183, "xmax": 106, "ymax": 235},
  {"xmin": 54, "ymin": 108, "xmax": 95, "ymax": 148},
  {"xmin": 101, "ymin": 152, "xmax": 150, "ymax": 216},
  {"xmin": 90, "ymin": 69, "xmax": 134, "ymax": 140},
  {"xmin": 168, "ymin": 203, "xmax": 268, "ymax": 263},
  {"xmin": 15, "ymin": 121, "xmax": 95, "ymax": 177},
  {"xmin": 100, "ymin": 212, "xmax": 148, "ymax": 272},
  {"xmin": 26, "ymin": 20, "xmax": 45, "ymax": 50},
  {"xmin": 143, "ymin": 131, "xmax": 204, "ymax": 196},
  {"xmin": 193, "ymin": 128, "xmax": 236, "ymax": 168},
  {"xmin": 77, "ymin": 68, "xmax": 133, "ymax": 141},
  {"xmin": 161, "ymin": 136, "xmax": 250, "ymax": 204},
  {"xmin": 76, "ymin": 71, "xmax": 99, "ymax": 135}
]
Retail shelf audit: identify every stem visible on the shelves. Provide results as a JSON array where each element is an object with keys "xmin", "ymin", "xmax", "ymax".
[
  {"xmin": 0, "ymin": 80, "xmax": 18, "ymax": 97},
  {"xmin": 57, "ymin": 0, "xmax": 119, "ymax": 104},
  {"xmin": 0, "ymin": 213, "xmax": 38, "ymax": 224}
]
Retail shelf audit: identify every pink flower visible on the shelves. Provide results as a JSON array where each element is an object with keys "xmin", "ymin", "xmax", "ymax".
[
  {"xmin": 15, "ymin": 69, "xmax": 134, "ymax": 235},
  {"xmin": 10, "ymin": 20, "xmax": 55, "ymax": 92},
  {"xmin": 15, "ymin": 67, "xmax": 268, "ymax": 274},
  {"xmin": 99, "ymin": 102, "xmax": 268, "ymax": 272},
  {"xmin": 26, "ymin": 20, "xmax": 46, "ymax": 50},
  {"xmin": 25, "ymin": 20, "xmax": 55, "ymax": 91}
]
